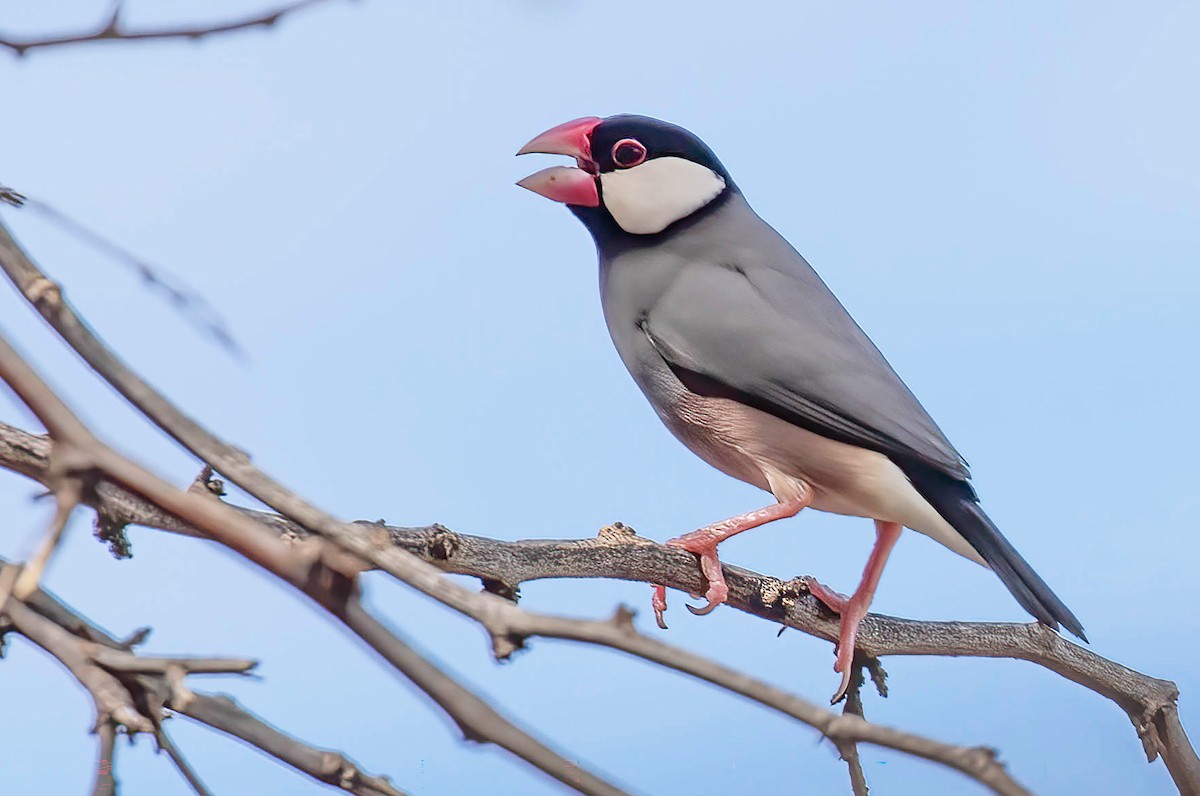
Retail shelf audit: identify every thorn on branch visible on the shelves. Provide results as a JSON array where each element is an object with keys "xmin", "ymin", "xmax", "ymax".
[
  {"xmin": 189, "ymin": 466, "xmax": 225, "ymax": 498},
  {"xmin": 609, "ymin": 605, "xmax": 637, "ymax": 632},
  {"xmin": 117, "ymin": 626, "xmax": 152, "ymax": 651}
]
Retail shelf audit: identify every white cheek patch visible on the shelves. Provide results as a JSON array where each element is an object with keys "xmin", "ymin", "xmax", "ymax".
[{"xmin": 599, "ymin": 156, "xmax": 727, "ymax": 235}]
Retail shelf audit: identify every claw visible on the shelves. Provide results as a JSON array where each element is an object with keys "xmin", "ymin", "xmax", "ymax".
[
  {"xmin": 652, "ymin": 584, "xmax": 669, "ymax": 629},
  {"xmin": 830, "ymin": 665, "xmax": 854, "ymax": 704},
  {"xmin": 686, "ymin": 599, "xmax": 721, "ymax": 616}
]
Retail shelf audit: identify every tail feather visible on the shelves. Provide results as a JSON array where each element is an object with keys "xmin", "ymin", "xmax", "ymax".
[{"xmin": 904, "ymin": 465, "xmax": 1087, "ymax": 641}]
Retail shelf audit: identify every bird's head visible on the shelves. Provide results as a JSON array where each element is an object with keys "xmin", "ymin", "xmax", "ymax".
[{"xmin": 517, "ymin": 115, "xmax": 734, "ymax": 237}]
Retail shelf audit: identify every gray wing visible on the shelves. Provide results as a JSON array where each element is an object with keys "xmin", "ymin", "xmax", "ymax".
[{"xmin": 643, "ymin": 253, "xmax": 971, "ymax": 480}]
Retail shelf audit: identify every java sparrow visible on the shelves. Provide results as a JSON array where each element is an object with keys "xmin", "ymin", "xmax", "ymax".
[{"xmin": 517, "ymin": 114, "xmax": 1084, "ymax": 701}]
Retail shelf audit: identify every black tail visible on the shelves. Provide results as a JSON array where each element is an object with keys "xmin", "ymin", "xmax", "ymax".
[{"xmin": 904, "ymin": 464, "xmax": 1087, "ymax": 641}]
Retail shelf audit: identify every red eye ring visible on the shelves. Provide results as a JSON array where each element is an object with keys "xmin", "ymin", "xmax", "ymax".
[{"xmin": 611, "ymin": 138, "xmax": 647, "ymax": 168}]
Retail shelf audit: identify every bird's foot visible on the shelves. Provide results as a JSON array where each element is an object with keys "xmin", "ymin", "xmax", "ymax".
[
  {"xmin": 803, "ymin": 575, "xmax": 871, "ymax": 704},
  {"xmin": 650, "ymin": 497, "xmax": 812, "ymax": 629},
  {"xmin": 799, "ymin": 521, "xmax": 901, "ymax": 703},
  {"xmin": 801, "ymin": 576, "xmax": 849, "ymax": 611},
  {"xmin": 651, "ymin": 529, "xmax": 730, "ymax": 627},
  {"xmin": 670, "ymin": 529, "xmax": 730, "ymax": 616}
]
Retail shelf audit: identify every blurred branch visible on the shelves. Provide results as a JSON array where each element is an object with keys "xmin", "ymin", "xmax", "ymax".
[
  {"xmin": 93, "ymin": 718, "xmax": 117, "ymax": 796},
  {"xmin": 154, "ymin": 726, "xmax": 215, "ymax": 796},
  {"xmin": 0, "ymin": 226, "xmax": 1035, "ymax": 794},
  {"xmin": 0, "ymin": 1, "xmax": 344, "ymax": 57},
  {"xmin": 177, "ymin": 693, "xmax": 404, "ymax": 796},
  {"xmin": 0, "ymin": 185, "xmax": 26, "ymax": 207},
  {"xmin": 2, "ymin": 596, "xmax": 157, "ymax": 734},
  {"xmin": 0, "ymin": 558, "xmax": 405, "ymax": 796},
  {"xmin": 836, "ymin": 665, "xmax": 870, "ymax": 796},
  {"xmin": 8, "ymin": 195, "xmax": 242, "ymax": 356}
]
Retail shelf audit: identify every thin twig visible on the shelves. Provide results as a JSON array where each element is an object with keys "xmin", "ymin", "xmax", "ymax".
[
  {"xmin": 9, "ymin": 196, "xmax": 243, "ymax": 355},
  {"xmin": 1, "ymin": 558, "xmax": 406, "ymax": 796},
  {"xmin": 0, "ymin": 0, "xmax": 343, "ymax": 57},
  {"xmin": 837, "ymin": 664, "xmax": 870, "ymax": 796},
  {"xmin": 0, "ymin": 184, "xmax": 26, "ymax": 207},
  {"xmin": 93, "ymin": 719, "xmax": 118, "ymax": 796},
  {"xmin": 4, "ymin": 598, "xmax": 154, "ymax": 733},
  {"xmin": 177, "ymin": 693, "xmax": 407, "ymax": 796},
  {"xmin": 13, "ymin": 473, "xmax": 82, "ymax": 599},
  {"xmin": 156, "ymin": 727, "xmax": 215, "ymax": 796}
]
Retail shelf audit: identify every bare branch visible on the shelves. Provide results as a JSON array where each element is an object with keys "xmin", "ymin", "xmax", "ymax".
[
  {"xmin": 12, "ymin": 469, "xmax": 83, "ymax": 599},
  {"xmin": 0, "ymin": 428, "xmax": 1029, "ymax": 794},
  {"xmin": 0, "ymin": 417, "xmax": 1190, "ymax": 794},
  {"xmin": 0, "ymin": 1, "xmax": 344, "ymax": 57},
  {"xmin": 90, "ymin": 648, "xmax": 256, "ymax": 675},
  {"xmin": 177, "ymin": 693, "xmax": 406, "ymax": 796},
  {"xmin": 0, "ymin": 559, "xmax": 406, "ymax": 796},
  {"xmin": 3, "ymin": 597, "xmax": 156, "ymax": 734},
  {"xmin": 836, "ymin": 664, "xmax": 871, "ymax": 796}
]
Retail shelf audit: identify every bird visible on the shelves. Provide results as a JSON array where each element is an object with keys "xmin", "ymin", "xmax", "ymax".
[{"xmin": 516, "ymin": 114, "xmax": 1085, "ymax": 702}]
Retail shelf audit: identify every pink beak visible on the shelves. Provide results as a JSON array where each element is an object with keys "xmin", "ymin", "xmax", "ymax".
[{"xmin": 516, "ymin": 116, "xmax": 602, "ymax": 207}]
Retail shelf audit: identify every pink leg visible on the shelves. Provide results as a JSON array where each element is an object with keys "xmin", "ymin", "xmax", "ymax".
[
  {"xmin": 803, "ymin": 520, "xmax": 902, "ymax": 703},
  {"xmin": 653, "ymin": 495, "xmax": 811, "ymax": 629}
]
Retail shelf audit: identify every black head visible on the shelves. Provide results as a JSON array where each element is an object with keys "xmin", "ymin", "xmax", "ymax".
[
  {"xmin": 587, "ymin": 115, "xmax": 735, "ymax": 185},
  {"xmin": 517, "ymin": 114, "xmax": 736, "ymax": 243}
]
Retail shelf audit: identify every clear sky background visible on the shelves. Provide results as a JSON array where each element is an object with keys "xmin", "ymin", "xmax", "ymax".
[{"xmin": 1, "ymin": 2, "xmax": 1197, "ymax": 794}]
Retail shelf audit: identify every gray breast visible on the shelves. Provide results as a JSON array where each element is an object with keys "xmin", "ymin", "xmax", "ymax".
[{"xmin": 596, "ymin": 221, "xmax": 771, "ymax": 491}]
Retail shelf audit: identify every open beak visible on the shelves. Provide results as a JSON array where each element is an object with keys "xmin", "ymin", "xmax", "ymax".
[{"xmin": 516, "ymin": 116, "xmax": 602, "ymax": 207}]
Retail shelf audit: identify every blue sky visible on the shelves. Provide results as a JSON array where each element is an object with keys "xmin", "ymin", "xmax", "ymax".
[{"xmin": 1, "ymin": 1, "xmax": 1197, "ymax": 793}]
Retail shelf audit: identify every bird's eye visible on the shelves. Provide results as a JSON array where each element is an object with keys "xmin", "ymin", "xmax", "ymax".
[{"xmin": 611, "ymin": 139, "xmax": 647, "ymax": 168}]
